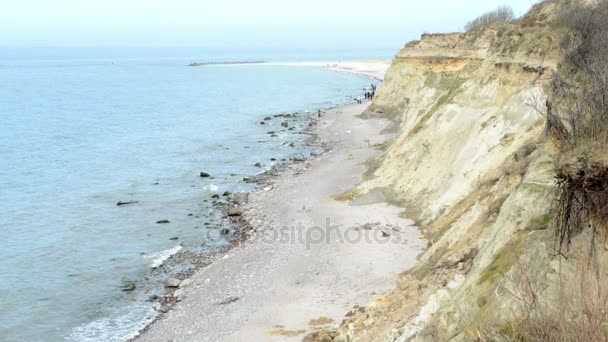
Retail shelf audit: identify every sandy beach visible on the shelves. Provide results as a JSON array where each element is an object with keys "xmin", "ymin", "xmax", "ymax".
[
  {"xmin": 269, "ymin": 60, "xmax": 392, "ymax": 81},
  {"xmin": 136, "ymin": 61, "xmax": 423, "ymax": 342}
]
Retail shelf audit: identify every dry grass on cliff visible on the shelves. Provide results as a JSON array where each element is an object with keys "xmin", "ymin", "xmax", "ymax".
[
  {"xmin": 500, "ymin": 260, "xmax": 608, "ymax": 342},
  {"xmin": 544, "ymin": 0, "xmax": 608, "ymax": 255}
]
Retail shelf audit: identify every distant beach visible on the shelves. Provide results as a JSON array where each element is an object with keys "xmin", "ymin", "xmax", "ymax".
[{"xmin": 188, "ymin": 61, "xmax": 266, "ymax": 67}]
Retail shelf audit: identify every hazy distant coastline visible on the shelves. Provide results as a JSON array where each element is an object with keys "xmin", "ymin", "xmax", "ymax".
[{"xmin": 188, "ymin": 61, "xmax": 266, "ymax": 66}]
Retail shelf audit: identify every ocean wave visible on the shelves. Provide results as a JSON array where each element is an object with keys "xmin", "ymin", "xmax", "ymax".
[
  {"xmin": 203, "ymin": 184, "xmax": 219, "ymax": 192},
  {"xmin": 68, "ymin": 303, "xmax": 156, "ymax": 342},
  {"xmin": 143, "ymin": 245, "xmax": 183, "ymax": 268}
]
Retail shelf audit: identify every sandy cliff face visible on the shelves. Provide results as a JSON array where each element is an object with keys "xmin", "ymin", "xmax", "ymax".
[{"xmin": 307, "ymin": 2, "xmax": 572, "ymax": 341}]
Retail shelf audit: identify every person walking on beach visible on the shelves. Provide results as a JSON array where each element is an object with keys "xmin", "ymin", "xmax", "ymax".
[{"xmin": 318, "ymin": 109, "xmax": 322, "ymax": 118}]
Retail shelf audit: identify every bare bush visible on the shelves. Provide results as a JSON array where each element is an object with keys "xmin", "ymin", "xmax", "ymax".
[
  {"xmin": 503, "ymin": 260, "xmax": 608, "ymax": 342},
  {"xmin": 465, "ymin": 6, "xmax": 515, "ymax": 31},
  {"xmin": 549, "ymin": 0, "xmax": 608, "ymax": 152},
  {"xmin": 547, "ymin": 0, "xmax": 608, "ymax": 255}
]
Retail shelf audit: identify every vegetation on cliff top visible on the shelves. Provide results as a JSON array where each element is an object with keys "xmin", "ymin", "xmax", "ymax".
[{"xmin": 464, "ymin": 6, "xmax": 516, "ymax": 32}]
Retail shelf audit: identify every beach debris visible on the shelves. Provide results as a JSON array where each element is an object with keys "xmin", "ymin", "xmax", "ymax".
[
  {"xmin": 216, "ymin": 296, "xmax": 239, "ymax": 305},
  {"xmin": 164, "ymin": 277, "xmax": 181, "ymax": 288},
  {"xmin": 200, "ymin": 172, "xmax": 210, "ymax": 178},
  {"xmin": 121, "ymin": 281, "xmax": 136, "ymax": 292},
  {"xmin": 263, "ymin": 186, "xmax": 273, "ymax": 192},
  {"xmin": 268, "ymin": 329, "xmax": 306, "ymax": 337},
  {"xmin": 156, "ymin": 220, "xmax": 170, "ymax": 224},
  {"xmin": 228, "ymin": 208, "xmax": 243, "ymax": 217},
  {"xmin": 308, "ymin": 317, "xmax": 334, "ymax": 326},
  {"xmin": 116, "ymin": 201, "xmax": 138, "ymax": 206}
]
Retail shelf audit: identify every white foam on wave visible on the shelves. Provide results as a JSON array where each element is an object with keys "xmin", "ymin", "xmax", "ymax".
[
  {"xmin": 203, "ymin": 184, "xmax": 219, "ymax": 192},
  {"xmin": 68, "ymin": 303, "xmax": 157, "ymax": 342},
  {"xmin": 143, "ymin": 245, "xmax": 182, "ymax": 268}
]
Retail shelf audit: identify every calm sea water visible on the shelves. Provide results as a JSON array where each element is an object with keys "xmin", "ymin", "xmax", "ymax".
[{"xmin": 0, "ymin": 48, "xmax": 388, "ymax": 341}]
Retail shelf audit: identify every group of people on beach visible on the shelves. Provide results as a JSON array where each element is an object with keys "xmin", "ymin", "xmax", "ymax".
[{"xmin": 356, "ymin": 83, "xmax": 377, "ymax": 104}]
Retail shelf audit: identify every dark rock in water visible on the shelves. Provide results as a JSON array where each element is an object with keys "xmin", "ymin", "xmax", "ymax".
[
  {"xmin": 281, "ymin": 121, "xmax": 289, "ymax": 127},
  {"xmin": 188, "ymin": 213, "xmax": 194, "ymax": 216},
  {"xmin": 216, "ymin": 296, "xmax": 240, "ymax": 305},
  {"xmin": 260, "ymin": 121, "xmax": 265, "ymax": 125},
  {"xmin": 243, "ymin": 177, "xmax": 253, "ymax": 183},
  {"xmin": 270, "ymin": 158, "xmax": 276, "ymax": 161},
  {"xmin": 147, "ymin": 294, "xmax": 159, "ymax": 302},
  {"xmin": 223, "ymin": 191, "xmax": 231, "ymax": 196},
  {"xmin": 169, "ymin": 236, "xmax": 179, "ymax": 240},
  {"xmin": 211, "ymin": 194, "xmax": 220, "ymax": 199},
  {"xmin": 228, "ymin": 208, "xmax": 243, "ymax": 217},
  {"xmin": 220, "ymin": 228, "xmax": 230, "ymax": 235},
  {"xmin": 267, "ymin": 131, "xmax": 275, "ymax": 135},
  {"xmin": 288, "ymin": 127, "xmax": 294, "ymax": 131},
  {"xmin": 158, "ymin": 304, "xmax": 171, "ymax": 313},
  {"xmin": 264, "ymin": 116, "xmax": 272, "ymax": 121},
  {"xmin": 292, "ymin": 155, "xmax": 306, "ymax": 162},
  {"xmin": 200, "ymin": 172, "xmax": 210, "ymax": 178},
  {"xmin": 121, "ymin": 281, "xmax": 136, "ymax": 292},
  {"xmin": 156, "ymin": 220, "xmax": 170, "ymax": 224},
  {"xmin": 164, "ymin": 277, "xmax": 181, "ymax": 288},
  {"xmin": 254, "ymin": 162, "xmax": 262, "ymax": 167},
  {"xmin": 117, "ymin": 201, "xmax": 139, "ymax": 206}
]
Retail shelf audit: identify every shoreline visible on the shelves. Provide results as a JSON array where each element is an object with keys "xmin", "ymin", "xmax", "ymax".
[
  {"xmin": 268, "ymin": 60, "xmax": 391, "ymax": 81},
  {"xmin": 135, "ymin": 61, "xmax": 415, "ymax": 341}
]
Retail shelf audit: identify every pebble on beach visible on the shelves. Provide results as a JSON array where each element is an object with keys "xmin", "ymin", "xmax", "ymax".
[{"xmin": 164, "ymin": 277, "xmax": 181, "ymax": 288}]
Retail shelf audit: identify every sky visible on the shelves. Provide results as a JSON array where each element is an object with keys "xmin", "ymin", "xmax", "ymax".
[{"xmin": 1, "ymin": 0, "xmax": 539, "ymax": 51}]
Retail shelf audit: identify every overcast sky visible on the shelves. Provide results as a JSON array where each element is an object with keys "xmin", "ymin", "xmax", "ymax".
[{"xmin": 1, "ymin": 0, "xmax": 539, "ymax": 50}]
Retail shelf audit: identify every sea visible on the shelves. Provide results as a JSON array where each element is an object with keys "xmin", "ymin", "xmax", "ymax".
[{"xmin": 0, "ymin": 47, "xmax": 392, "ymax": 341}]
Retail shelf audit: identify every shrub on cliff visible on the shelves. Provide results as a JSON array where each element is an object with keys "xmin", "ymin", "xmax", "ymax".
[
  {"xmin": 543, "ymin": 0, "xmax": 608, "ymax": 255},
  {"xmin": 465, "ymin": 6, "xmax": 515, "ymax": 31}
]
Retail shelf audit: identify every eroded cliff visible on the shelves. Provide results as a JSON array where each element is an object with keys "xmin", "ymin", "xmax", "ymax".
[{"xmin": 305, "ymin": 2, "xmax": 593, "ymax": 341}]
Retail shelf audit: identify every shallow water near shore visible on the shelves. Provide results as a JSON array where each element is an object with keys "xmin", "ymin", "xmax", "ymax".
[{"xmin": 0, "ymin": 49, "xmax": 380, "ymax": 341}]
